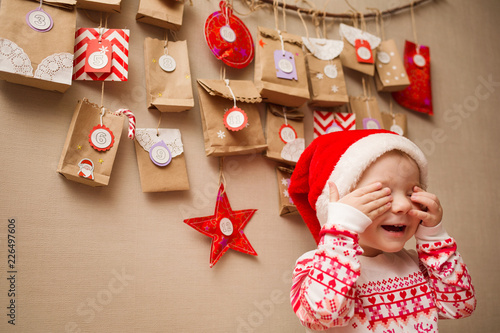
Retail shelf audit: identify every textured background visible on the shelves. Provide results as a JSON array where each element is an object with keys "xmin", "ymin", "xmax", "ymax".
[{"xmin": 0, "ymin": 0, "xmax": 499, "ymax": 332}]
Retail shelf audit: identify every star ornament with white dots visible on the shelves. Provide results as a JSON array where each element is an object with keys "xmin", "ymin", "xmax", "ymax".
[{"xmin": 184, "ymin": 183, "xmax": 258, "ymax": 267}]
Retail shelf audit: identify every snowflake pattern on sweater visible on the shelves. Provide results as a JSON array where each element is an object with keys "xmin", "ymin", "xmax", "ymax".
[{"xmin": 290, "ymin": 206, "xmax": 476, "ymax": 332}]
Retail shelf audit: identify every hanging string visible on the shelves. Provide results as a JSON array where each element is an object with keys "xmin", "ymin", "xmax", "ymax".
[
  {"xmin": 156, "ymin": 111, "xmax": 162, "ymax": 136},
  {"xmin": 282, "ymin": 106, "xmax": 288, "ymax": 125},
  {"xmin": 367, "ymin": 8, "xmax": 385, "ymax": 41},
  {"xmin": 224, "ymin": 79, "xmax": 237, "ymax": 108},
  {"xmin": 297, "ymin": 9, "xmax": 309, "ymax": 40},
  {"xmin": 410, "ymin": 0, "xmax": 420, "ymax": 51},
  {"xmin": 218, "ymin": 157, "xmax": 227, "ymax": 193}
]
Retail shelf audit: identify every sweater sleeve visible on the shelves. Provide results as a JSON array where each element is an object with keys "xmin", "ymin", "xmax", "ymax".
[
  {"xmin": 290, "ymin": 203, "xmax": 372, "ymax": 330},
  {"xmin": 415, "ymin": 223, "xmax": 476, "ymax": 319}
]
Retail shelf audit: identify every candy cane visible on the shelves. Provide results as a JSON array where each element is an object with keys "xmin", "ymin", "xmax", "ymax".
[{"xmin": 114, "ymin": 109, "xmax": 136, "ymax": 140}]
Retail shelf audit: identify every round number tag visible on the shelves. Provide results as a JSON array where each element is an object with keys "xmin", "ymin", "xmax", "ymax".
[
  {"xmin": 278, "ymin": 58, "xmax": 294, "ymax": 74},
  {"xmin": 279, "ymin": 124, "xmax": 297, "ymax": 143},
  {"xmin": 223, "ymin": 107, "xmax": 248, "ymax": 131},
  {"xmin": 219, "ymin": 218, "xmax": 234, "ymax": 236},
  {"xmin": 87, "ymin": 52, "xmax": 109, "ymax": 70},
  {"xmin": 323, "ymin": 64, "xmax": 338, "ymax": 79},
  {"xmin": 149, "ymin": 140, "xmax": 172, "ymax": 167},
  {"xmin": 413, "ymin": 54, "xmax": 426, "ymax": 67},
  {"xmin": 377, "ymin": 51, "xmax": 391, "ymax": 64},
  {"xmin": 89, "ymin": 124, "xmax": 115, "ymax": 151},
  {"xmin": 159, "ymin": 54, "xmax": 176, "ymax": 72},
  {"xmin": 220, "ymin": 25, "xmax": 236, "ymax": 43},
  {"xmin": 357, "ymin": 46, "xmax": 372, "ymax": 60},
  {"xmin": 362, "ymin": 118, "xmax": 381, "ymax": 130},
  {"xmin": 26, "ymin": 8, "xmax": 53, "ymax": 32},
  {"xmin": 390, "ymin": 124, "xmax": 404, "ymax": 136}
]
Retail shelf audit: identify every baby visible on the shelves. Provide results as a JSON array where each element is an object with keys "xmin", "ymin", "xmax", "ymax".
[{"xmin": 289, "ymin": 129, "xmax": 475, "ymax": 332}]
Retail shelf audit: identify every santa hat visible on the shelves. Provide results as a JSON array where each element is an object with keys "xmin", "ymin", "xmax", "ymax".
[{"xmin": 289, "ymin": 129, "xmax": 428, "ymax": 244}]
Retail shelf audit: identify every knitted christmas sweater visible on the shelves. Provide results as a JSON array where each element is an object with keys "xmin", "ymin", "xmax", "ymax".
[{"xmin": 290, "ymin": 203, "xmax": 476, "ymax": 332}]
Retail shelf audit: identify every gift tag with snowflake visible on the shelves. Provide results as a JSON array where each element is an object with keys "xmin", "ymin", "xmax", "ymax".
[{"xmin": 85, "ymin": 39, "xmax": 112, "ymax": 73}]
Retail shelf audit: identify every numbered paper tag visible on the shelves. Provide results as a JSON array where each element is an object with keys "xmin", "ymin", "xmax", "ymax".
[
  {"xmin": 149, "ymin": 140, "xmax": 172, "ymax": 167},
  {"xmin": 324, "ymin": 64, "xmax": 338, "ymax": 79},
  {"xmin": 223, "ymin": 107, "xmax": 248, "ymax": 131},
  {"xmin": 274, "ymin": 50, "xmax": 298, "ymax": 80},
  {"xmin": 377, "ymin": 51, "xmax": 391, "ymax": 64},
  {"xmin": 355, "ymin": 39, "xmax": 373, "ymax": 64},
  {"xmin": 85, "ymin": 39, "xmax": 112, "ymax": 73},
  {"xmin": 279, "ymin": 124, "xmax": 297, "ymax": 143},
  {"xmin": 89, "ymin": 124, "xmax": 115, "ymax": 151},
  {"xmin": 220, "ymin": 25, "xmax": 236, "ymax": 43},
  {"xmin": 413, "ymin": 54, "xmax": 426, "ymax": 67},
  {"xmin": 362, "ymin": 118, "xmax": 381, "ymax": 130},
  {"xmin": 219, "ymin": 217, "xmax": 234, "ymax": 236},
  {"xmin": 159, "ymin": 54, "xmax": 176, "ymax": 72},
  {"xmin": 26, "ymin": 8, "xmax": 53, "ymax": 32},
  {"xmin": 390, "ymin": 124, "xmax": 404, "ymax": 136}
]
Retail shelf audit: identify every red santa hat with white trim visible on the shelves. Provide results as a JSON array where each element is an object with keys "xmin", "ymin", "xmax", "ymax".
[{"xmin": 289, "ymin": 129, "xmax": 428, "ymax": 244}]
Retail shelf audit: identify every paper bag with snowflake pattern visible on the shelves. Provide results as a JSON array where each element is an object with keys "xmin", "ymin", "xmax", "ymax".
[
  {"xmin": 0, "ymin": 0, "xmax": 77, "ymax": 92},
  {"xmin": 276, "ymin": 166, "xmax": 298, "ymax": 216},
  {"xmin": 197, "ymin": 79, "xmax": 267, "ymax": 157}
]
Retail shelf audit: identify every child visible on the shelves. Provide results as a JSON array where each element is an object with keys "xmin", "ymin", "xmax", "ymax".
[{"xmin": 289, "ymin": 129, "xmax": 475, "ymax": 332}]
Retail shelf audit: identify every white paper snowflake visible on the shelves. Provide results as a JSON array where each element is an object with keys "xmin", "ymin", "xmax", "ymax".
[
  {"xmin": 331, "ymin": 85, "xmax": 339, "ymax": 93},
  {"xmin": 316, "ymin": 73, "xmax": 324, "ymax": 80},
  {"xmin": 283, "ymin": 189, "xmax": 290, "ymax": 198},
  {"xmin": 281, "ymin": 177, "xmax": 288, "ymax": 186},
  {"xmin": 217, "ymin": 130, "xmax": 226, "ymax": 139}
]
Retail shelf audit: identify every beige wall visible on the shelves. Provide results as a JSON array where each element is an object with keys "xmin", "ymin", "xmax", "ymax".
[{"xmin": 0, "ymin": 0, "xmax": 498, "ymax": 332}]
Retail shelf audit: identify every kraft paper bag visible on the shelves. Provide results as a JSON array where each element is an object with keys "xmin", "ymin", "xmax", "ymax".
[
  {"xmin": 381, "ymin": 111, "xmax": 408, "ymax": 137},
  {"xmin": 254, "ymin": 26, "xmax": 309, "ymax": 107},
  {"xmin": 76, "ymin": 0, "xmax": 121, "ymax": 13},
  {"xmin": 134, "ymin": 128, "xmax": 190, "ymax": 192},
  {"xmin": 0, "ymin": 0, "xmax": 77, "ymax": 92},
  {"xmin": 57, "ymin": 99, "xmax": 126, "ymax": 187},
  {"xmin": 276, "ymin": 166, "xmax": 298, "ymax": 216},
  {"xmin": 197, "ymin": 79, "xmax": 267, "ymax": 157},
  {"xmin": 264, "ymin": 104, "xmax": 305, "ymax": 166},
  {"xmin": 338, "ymin": 23, "xmax": 381, "ymax": 76},
  {"xmin": 302, "ymin": 37, "xmax": 348, "ymax": 107},
  {"xmin": 349, "ymin": 96, "xmax": 384, "ymax": 130},
  {"xmin": 375, "ymin": 39, "xmax": 410, "ymax": 92},
  {"xmin": 136, "ymin": 0, "xmax": 184, "ymax": 31},
  {"xmin": 144, "ymin": 37, "xmax": 194, "ymax": 112}
]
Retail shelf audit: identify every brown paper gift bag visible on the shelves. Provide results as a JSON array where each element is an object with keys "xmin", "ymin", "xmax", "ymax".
[
  {"xmin": 0, "ymin": 0, "xmax": 76, "ymax": 92},
  {"xmin": 254, "ymin": 26, "xmax": 309, "ymax": 107},
  {"xmin": 375, "ymin": 39, "xmax": 410, "ymax": 92},
  {"xmin": 197, "ymin": 79, "xmax": 267, "ymax": 157},
  {"xmin": 264, "ymin": 104, "xmax": 305, "ymax": 166},
  {"xmin": 144, "ymin": 38, "xmax": 194, "ymax": 112},
  {"xmin": 338, "ymin": 23, "xmax": 381, "ymax": 76},
  {"xmin": 134, "ymin": 128, "xmax": 189, "ymax": 192},
  {"xmin": 350, "ymin": 96, "xmax": 383, "ymax": 130},
  {"xmin": 136, "ymin": 0, "xmax": 183, "ymax": 31},
  {"xmin": 76, "ymin": 0, "xmax": 120, "ymax": 13},
  {"xmin": 302, "ymin": 37, "xmax": 348, "ymax": 107},
  {"xmin": 276, "ymin": 166, "xmax": 298, "ymax": 216},
  {"xmin": 381, "ymin": 111, "xmax": 408, "ymax": 137},
  {"xmin": 57, "ymin": 99, "xmax": 126, "ymax": 187}
]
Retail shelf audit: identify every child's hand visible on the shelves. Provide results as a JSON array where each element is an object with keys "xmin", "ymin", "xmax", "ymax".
[
  {"xmin": 329, "ymin": 181, "xmax": 392, "ymax": 221},
  {"xmin": 409, "ymin": 186, "xmax": 443, "ymax": 227}
]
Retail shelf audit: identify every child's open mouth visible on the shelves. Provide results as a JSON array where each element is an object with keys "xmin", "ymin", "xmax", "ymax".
[{"xmin": 382, "ymin": 225, "xmax": 406, "ymax": 232}]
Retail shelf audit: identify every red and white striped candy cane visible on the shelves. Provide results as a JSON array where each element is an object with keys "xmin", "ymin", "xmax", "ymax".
[{"xmin": 114, "ymin": 109, "xmax": 136, "ymax": 140}]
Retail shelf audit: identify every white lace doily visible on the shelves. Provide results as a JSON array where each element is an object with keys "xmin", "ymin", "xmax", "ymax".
[
  {"xmin": 302, "ymin": 37, "xmax": 344, "ymax": 60},
  {"xmin": 281, "ymin": 138, "xmax": 305, "ymax": 163},
  {"xmin": 0, "ymin": 38, "xmax": 34, "ymax": 76},
  {"xmin": 34, "ymin": 52, "xmax": 74, "ymax": 85},
  {"xmin": 135, "ymin": 128, "xmax": 184, "ymax": 157},
  {"xmin": 339, "ymin": 24, "xmax": 381, "ymax": 50}
]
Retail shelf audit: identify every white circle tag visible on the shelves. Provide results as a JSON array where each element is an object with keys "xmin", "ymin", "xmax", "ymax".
[
  {"xmin": 323, "ymin": 64, "xmax": 338, "ymax": 79},
  {"xmin": 27, "ymin": 9, "xmax": 53, "ymax": 32},
  {"xmin": 365, "ymin": 119, "xmax": 380, "ymax": 129},
  {"xmin": 219, "ymin": 218, "xmax": 234, "ymax": 236},
  {"xmin": 278, "ymin": 58, "xmax": 293, "ymax": 74},
  {"xmin": 226, "ymin": 110, "xmax": 245, "ymax": 128},
  {"xmin": 220, "ymin": 25, "xmax": 236, "ymax": 43},
  {"xmin": 390, "ymin": 124, "xmax": 404, "ymax": 136},
  {"xmin": 159, "ymin": 55, "xmax": 176, "ymax": 72},
  {"xmin": 413, "ymin": 54, "xmax": 426, "ymax": 67},
  {"xmin": 357, "ymin": 46, "xmax": 371, "ymax": 60},
  {"xmin": 377, "ymin": 51, "xmax": 390, "ymax": 64},
  {"xmin": 87, "ymin": 52, "xmax": 108, "ymax": 70},
  {"xmin": 279, "ymin": 125, "xmax": 297, "ymax": 143},
  {"xmin": 151, "ymin": 145, "xmax": 171, "ymax": 165},
  {"xmin": 91, "ymin": 128, "xmax": 113, "ymax": 149}
]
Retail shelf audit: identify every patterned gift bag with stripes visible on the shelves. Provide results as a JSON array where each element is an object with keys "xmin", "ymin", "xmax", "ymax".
[
  {"xmin": 313, "ymin": 110, "xmax": 356, "ymax": 139},
  {"xmin": 73, "ymin": 28, "xmax": 129, "ymax": 81}
]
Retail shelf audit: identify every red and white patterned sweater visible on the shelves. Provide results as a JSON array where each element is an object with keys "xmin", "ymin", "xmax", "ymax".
[{"xmin": 290, "ymin": 203, "xmax": 476, "ymax": 332}]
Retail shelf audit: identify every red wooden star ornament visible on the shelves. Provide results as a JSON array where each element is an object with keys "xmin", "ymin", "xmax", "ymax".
[{"xmin": 184, "ymin": 183, "xmax": 258, "ymax": 267}]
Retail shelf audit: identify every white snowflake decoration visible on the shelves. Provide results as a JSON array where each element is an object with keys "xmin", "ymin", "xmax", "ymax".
[
  {"xmin": 283, "ymin": 189, "xmax": 289, "ymax": 198},
  {"xmin": 331, "ymin": 85, "xmax": 339, "ymax": 93},
  {"xmin": 281, "ymin": 177, "xmax": 288, "ymax": 186},
  {"xmin": 217, "ymin": 130, "xmax": 226, "ymax": 139},
  {"xmin": 316, "ymin": 73, "xmax": 324, "ymax": 80}
]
